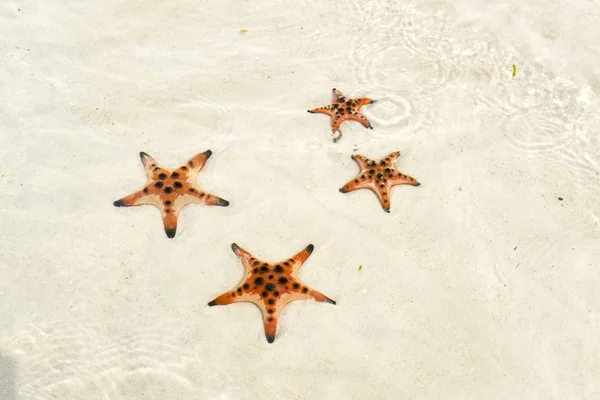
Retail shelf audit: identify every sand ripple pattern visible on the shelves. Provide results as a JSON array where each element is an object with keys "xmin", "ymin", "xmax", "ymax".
[
  {"xmin": 0, "ymin": 36, "xmax": 8, "ymax": 67},
  {"xmin": 4, "ymin": 320, "xmax": 202, "ymax": 399},
  {"xmin": 52, "ymin": 78, "xmax": 110, "ymax": 129}
]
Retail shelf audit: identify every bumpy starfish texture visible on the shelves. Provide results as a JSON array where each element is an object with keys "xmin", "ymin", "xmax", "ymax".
[
  {"xmin": 339, "ymin": 151, "xmax": 420, "ymax": 213},
  {"xmin": 113, "ymin": 150, "xmax": 229, "ymax": 238},
  {"xmin": 308, "ymin": 88, "xmax": 376, "ymax": 142},
  {"xmin": 208, "ymin": 243, "xmax": 336, "ymax": 343}
]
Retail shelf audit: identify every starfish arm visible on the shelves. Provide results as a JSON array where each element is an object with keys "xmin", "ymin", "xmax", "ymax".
[
  {"xmin": 332, "ymin": 88, "xmax": 346, "ymax": 102},
  {"xmin": 342, "ymin": 181, "xmax": 393, "ymax": 212},
  {"xmin": 374, "ymin": 184, "xmax": 392, "ymax": 213},
  {"xmin": 261, "ymin": 303, "xmax": 283, "ymax": 343},
  {"xmin": 139, "ymin": 152, "xmax": 160, "ymax": 178},
  {"xmin": 263, "ymin": 288, "xmax": 335, "ymax": 343},
  {"xmin": 351, "ymin": 154, "xmax": 371, "ymax": 169},
  {"xmin": 263, "ymin": 315, "xmax": 278, "ymax": 343},
  {"xmin": 308, "ymin": 288, "xmax": 336, "ymax": 304},
  {"xmin": 289, "ymin": 244, "xmax": 314, "ymax": 275},
  {"xmin": 354, "ymin": 97, "xmax": 375, "ymax": 108},
  {"xmin": 339, "ymin": 178, "xmax": 394, "ymax": 211},
  {"xmin": 187, "ymin": 189, "xmax": 229, "ymax": 207},
  {"xmin": 386, "ymin": 151, "xmax": 401, "ymax": 163},
  {"xmin": 231, "ymin": 243, "xmax": 254, "ymax": 270},
  {"xmin": 281, "ymin": 288, "xmax": 336, "ymax": 305},
  {"xmin": 331, "ymin": 115, "xmax": 344, "ymax": 133},
  {"xmin": 339, "ymin": 178, "xmax": 371, "ymax": 193},
  {"xmin": 204, "ymin": 193, "xmax": 229, "ymax": 206},
  {"xmin": 161, "ymin": 209, "xmax": 180, "ymax": 238},
  {"xmin": 347, "ymin": 113, "xmax": 373, "ymax": 129},
  {"xmin": 209, "ymin": 290, "xmax": 273, "ymax": 339},
  {"xmin": 390, "ymin": 171, "xmax": 420, "ymax": 186},
  {"xmin": 208, "ymin": 290, "xmax": 260, "ymax": 306},
  {"xmin": 113, "ymin": 189, "xmax": 159, "ymax": 207},
  {"xmin": 184, "ymin": 150, "xmax": 212, "ymax": 179},
  {"xmin": 307, "ymin": 105, "xmax": 333, "ymax": 115},
  {"xmin": 261, "ymin": 289, "xmax": 334, "ymax": 343},
  {"xmin": 207, "ymin": 292, "xmax": 238, "ymax": 306}
]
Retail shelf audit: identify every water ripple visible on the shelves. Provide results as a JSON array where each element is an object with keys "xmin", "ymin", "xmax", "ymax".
[
  {"xmin": 5, "ymin": 320, "xmax": 200, "ymax": 399},
  {"xmin": 477, "ymin": 71, "xmax": 590, "ymax": 158},
  {"xmin": 365, "ymin": 89, "xmax": 433, "ymax": 138},
  {"xmin": 168, "ymin": 90, "xmax": 235, "ymax": 134}
]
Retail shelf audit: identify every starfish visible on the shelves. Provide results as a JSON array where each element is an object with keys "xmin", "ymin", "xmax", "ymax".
[
  {"xmin": 308, "ymin": 88, "xmax": 376, "ymax": 142},
  {"xmin": 208, "ymin": 243, "xmax": 336, "ymax": 343},
  {"xmin": 113, "ymin": 150, "xmax": 229, "ymax": 238},
  {"xmin": 339, "ymin": 151, "xmax": 420, "ymax": 213}
]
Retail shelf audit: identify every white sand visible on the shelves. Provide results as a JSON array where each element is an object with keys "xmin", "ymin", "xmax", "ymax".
[{"xmin": 1, "ymin": 0, "xmax": 599, "ymax": 398}]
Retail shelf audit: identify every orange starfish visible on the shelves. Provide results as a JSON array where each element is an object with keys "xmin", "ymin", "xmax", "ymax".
[
  {"xmin": 339, "ymin": 151, "xmax": 420, "ymax": 213},
  {"xmin": 208, "ymin": 243, "xmax": 336, "ymax": 343},
  {"xmin": 308, "ymin": 88, "xmax": 375, "ymax": 142},
  {"xmin": 113, "ymin": 150, "xmax": 229, "ymax": 238}
]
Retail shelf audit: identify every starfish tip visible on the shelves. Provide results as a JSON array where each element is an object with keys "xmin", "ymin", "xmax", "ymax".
[
  {"xmin": 266, "ymin": 334, "xmax": 275, "ymax": 343},
  {"xmin": 139, "ymin": 151, "xmax": 150, "ymax": 160},
  {"xmin": 384, "ymin": 209, "xmax": 391, "ymax": 213},
  {"xmin": 207, "ymin": 300, "xmax": 217, "ymax": 307},
  {"xmin": 165, "ymin": 228, "xmax": 177, "ymax": 238},
  {"xmin": 113, "ymin": 199, "xmax": 125, "ymax": 207},
  {"xmin": 217, "ymin": 198, "xmax": 230, "ymax": 207},
  {"xmin": 306, "ymin": 244, "xmax": 315, "ymax": 253},
  {"xmin": 231, "ymin": 243, "xmax": 239, "ymax": 251},
  {"xmin": 204, "ymin": 149, "xmax": 213, "ymax": 159},
  {"xmin": 329, "ymin": 299, "xmax": 337, "ymax": 305},
  {"xmin": 339, "ymin": 188, "xmax": 346, "ymax": 193},
  {"xmin": 415, "ymin": 182, "xmax": 421, "ymax": 186}
]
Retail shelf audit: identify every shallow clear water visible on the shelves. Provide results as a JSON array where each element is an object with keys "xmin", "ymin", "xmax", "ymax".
[{"xmin": 1, "ymin": 0, "xmax": 599, "ymax": 398}]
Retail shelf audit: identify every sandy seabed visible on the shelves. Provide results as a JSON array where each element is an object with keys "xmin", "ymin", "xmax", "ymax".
[{"xmin": 1, "ymin": 0, "xmax": 599, "ymax": 399}]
